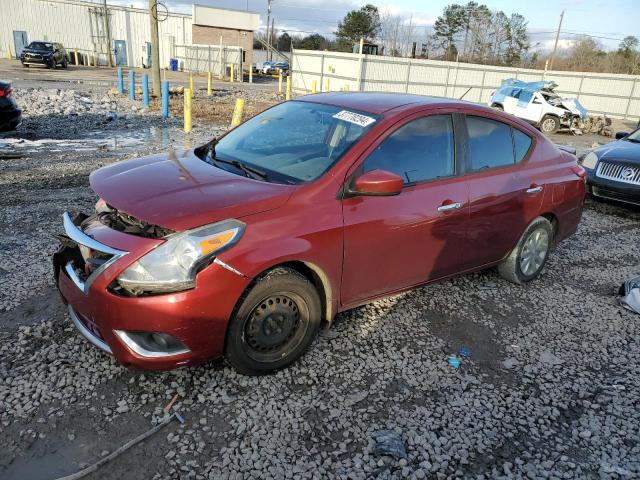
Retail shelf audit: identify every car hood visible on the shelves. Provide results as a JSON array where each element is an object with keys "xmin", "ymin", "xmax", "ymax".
[
  {"xmin": 595, "ymin": 140, "xmax": 640, "ymax": 164},
  {"xmin": 90, "ymin": 147, "xmax": 296, "ymax": 231}
]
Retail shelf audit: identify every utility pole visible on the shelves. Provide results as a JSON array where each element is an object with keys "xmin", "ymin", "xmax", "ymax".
[
  {"xmin": 270, "ymin": 17, "xmax": 275, "ymax": 61},
  {"xmin": 103, "ymin": 0, "xmax": 113, "ymax": 67},
  {"xmin": 266, "ymin": 0, "xmax": 272, "ymax": 61},
  {"xmin": 149, "ymin": 0, "xmax": 161, "ymax": 96},
  {"xmin": 549, "ymin": 9, "xmax": 565, "ymax": 71}
]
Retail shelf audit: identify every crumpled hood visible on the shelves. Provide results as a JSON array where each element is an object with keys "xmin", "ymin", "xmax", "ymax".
[
  {"xmin": 560, "ymin": 98, "xmax": 589, "ymax": 119},
  {"xmin": 595, "ymin": 140, "xmax": 640, "ymax": 164},
  {"xmin": 90, "ymin": 147, "xmax": 295, "ymax": 231}
]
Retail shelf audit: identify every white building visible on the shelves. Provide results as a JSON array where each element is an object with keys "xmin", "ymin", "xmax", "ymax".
[{"xmin": 1, "ymin": 0, "xmax": 259, "ymax": 70}]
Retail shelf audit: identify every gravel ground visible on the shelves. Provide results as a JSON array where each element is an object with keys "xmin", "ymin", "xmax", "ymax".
[{"xmin": 1, "ymin": 85, "xmax": 639, "ymax": 480}]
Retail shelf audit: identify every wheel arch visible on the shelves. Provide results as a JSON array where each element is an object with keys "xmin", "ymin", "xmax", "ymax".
[
  {"xmin": 232, "ymin": 260, "xmax": 335, "ymax": 327},
  {"xmin": 540, "ymin": 212, "xmax": 559, "ymax": 244}
]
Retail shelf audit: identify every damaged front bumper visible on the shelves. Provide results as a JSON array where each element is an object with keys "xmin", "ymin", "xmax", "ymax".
[{"xmin": 53, "ymin": 212, "xmax": 250, "ymax": 370}]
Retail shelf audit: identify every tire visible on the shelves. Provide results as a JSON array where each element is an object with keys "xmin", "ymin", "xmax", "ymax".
[
  {"xmin": 498, "ymin": 217, "xmax": 553, "ymax": 284},
  {"xmin": 539, "ymin": 115, "xmax": 560, "ymax": 134},
  {"xmin": 22, "ymin": 63, "xmax": 29, "ymax": 68},
  {"xmin": 491, "ymin": 103, "xmax": 503, "ymax": 111},
  {"xmin": 225, "ymin": 267, "xmax": 322, "ymax": 375},
  {"xmin": 62, "ymin": 58, "xmax": 68, "ymax": 69}
]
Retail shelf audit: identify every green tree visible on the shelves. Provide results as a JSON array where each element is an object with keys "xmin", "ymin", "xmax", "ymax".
[
  {"xmin": 276, "ymin": 32, "xmax": 292, "ymax": 52},
  {"xmin": 503, "ymin": 13, "xmax": 529, "ymax": 66},
  {"xmin": 335, "ymin": 4, "xmax": 381, "ymax": 51},
  {"xmin": 433, "ymin": 4, "xmax": 466, "ymax": 60}
]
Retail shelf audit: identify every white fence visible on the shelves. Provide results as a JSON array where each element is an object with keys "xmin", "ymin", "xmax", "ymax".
[
  {"xmin": 174, "ymin": 44, "xmax": 243, "ymax": 81},
  {"xmin": 291, "ymin": 50, "xmax": 640, "ymax": 119}
]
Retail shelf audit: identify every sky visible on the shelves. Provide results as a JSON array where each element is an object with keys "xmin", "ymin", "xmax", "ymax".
[{"xmin": 105, "ymin": 0, "xmax": 639, "ymax": 52}]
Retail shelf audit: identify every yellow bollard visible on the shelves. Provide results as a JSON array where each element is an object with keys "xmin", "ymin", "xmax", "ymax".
[
  {"xmin": 74, "ymin": 49, "xmax": 79, "ymax": 66},
  {"xmin": 189, "ymin": 74, "xmax": 194, "ymax": 98},
  {"xmin": 249, "ymin": 67, "xmax": 253, "ymax": 84},
  {"xmin": 286, "ymin": 76, "xmax": 292, "ymax": 100},
  {"xmin": 207, "ymin": 72, "xmax": 212, "ymax": 96},
  {"xmin": 87, "ymin": 54, "xmax": 91, "ymax": 67},
  {"xmin": 231, "ymin": 98, "xmax": 245, "ymax": 127},
  {"xmin": 184, "ymin": 89, "xmax": 192, "ymax": 133},
  {"xmin": 230, "ymin": 64, "xmax": 235, "ymax": 83},
  {"xmin": 324, "ymin": 78, "xmax": 330, "ymax": 92},
  {"xmin": 343, "ymin": 84, "xmax": 350, "ymax": 92},
  {"xmin": 6, "ymin": 43, "xmax": 13, "ymax": 60},
  {"xmin": 311, "ymin": 80, "xmax": 317, "ymax": 94},
  {"xmin": 278, "ymin": 71, "xmax": 283, "ymax": 93}
]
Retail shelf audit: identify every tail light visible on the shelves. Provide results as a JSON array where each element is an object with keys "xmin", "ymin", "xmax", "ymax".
[
  {"xmin": 571, "ymin": 164, "xmax": 587, "ymax": 182},
  {"xmin": 0, "ymin": 87, "xmax": 11, "ymax": 98}
]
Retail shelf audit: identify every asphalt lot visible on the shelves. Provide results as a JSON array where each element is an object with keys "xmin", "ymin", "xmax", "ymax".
[{"xmin": 0, "ymin": 65, "xmax": 639, "ymax": 480}]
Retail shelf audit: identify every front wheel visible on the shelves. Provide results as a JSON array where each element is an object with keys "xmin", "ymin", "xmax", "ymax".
[
  {"xmin": 225, "ymin": 267, "xmax": 321, "ymax": 375},
  {"xmin": 498, "ymin": 217, "xmax": 553, "ymax": 284},
  {"xmin": 62, "ymin": 58, "xmax": 68, "ymax": 69},
  {"xmin": 539, "ymin": 115, "xmax": 560, "ymax": 134}
]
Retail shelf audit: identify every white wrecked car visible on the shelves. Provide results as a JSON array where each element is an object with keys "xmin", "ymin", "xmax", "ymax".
[{"xmin": 489, "ymin": 79, "xmax": 589, "ymax": 134}]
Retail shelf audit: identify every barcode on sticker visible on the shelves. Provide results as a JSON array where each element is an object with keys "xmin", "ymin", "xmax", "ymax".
[{"xmin": 333, "ymin": 110, "xmax": 376, "ymax": 127}]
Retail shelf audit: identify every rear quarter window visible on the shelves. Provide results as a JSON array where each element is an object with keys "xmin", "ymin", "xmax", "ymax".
[{"xmin": 512, "ymin": 128, "xmax": 533, "ymax": 162}]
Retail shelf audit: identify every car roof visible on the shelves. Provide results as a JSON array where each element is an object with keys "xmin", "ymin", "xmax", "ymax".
[{"xmin": 295, "ymin": 92, "xmax": 467, "ymax": 115}]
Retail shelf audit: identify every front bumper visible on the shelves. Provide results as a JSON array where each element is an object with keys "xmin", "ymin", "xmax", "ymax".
[
  {"xmin": 54, "ymin": 213, "xmax": 250, "ymax": 370},
  {"xmin": 586, "ymin": 169, "xmax": 640, "ymax": 207}
]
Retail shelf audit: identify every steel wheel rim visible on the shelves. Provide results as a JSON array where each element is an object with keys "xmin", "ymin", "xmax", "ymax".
[
  {"xmin": 520, "ymin": 227, "xmax": 549, "ymax": 276},
  {"xmin": 542, "ymin": 118, "xmax": 556, "ymax": 132},
  {"xmin": 242, "ymin": 292, "xmax": 309, "ymax": 363}
]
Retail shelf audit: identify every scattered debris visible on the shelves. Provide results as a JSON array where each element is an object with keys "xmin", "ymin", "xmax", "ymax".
[
  {"xmin": 459, "ymin": 346, "xmax": 472, "ymax": 358},
  {"xmin": 447, "ymin": 356, "xmax": 461, "ymax": 369},
  {"xmin": 371, "ymin": 430, "xmax": 407, "ymax": 459},
  {"xmin": 163, "ymin": 393, "xmax": 179, "ymax": 414},
  {"xmin": 55, "ymin": 412, "xmax": 181, "ymax": 480},
  {"xmin": 618, "ymin": 275, "xmax": 640, "ymax": 314}
]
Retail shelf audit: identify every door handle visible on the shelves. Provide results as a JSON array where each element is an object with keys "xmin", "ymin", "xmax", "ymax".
[
  {"xmin": 526, "ymin": 186, "xmax": 543, "ymax": 194},
  {"xmin": 437, "ymin": 202, "xmax": 462, "ymax": 212}
]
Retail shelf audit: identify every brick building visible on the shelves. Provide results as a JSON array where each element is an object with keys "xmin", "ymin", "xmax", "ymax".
[{"xmin": 191, "ymin": 5, "xmax": 260, "ymax": 72}]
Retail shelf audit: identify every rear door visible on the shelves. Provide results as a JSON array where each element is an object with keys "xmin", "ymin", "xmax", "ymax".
[
  {"xmin": 462, "ymin": 114, "xmax": 543, "ymax": 268},
  {"xmin": 341, "ymin": 112, "xmax": 469, "ymax": 306}
]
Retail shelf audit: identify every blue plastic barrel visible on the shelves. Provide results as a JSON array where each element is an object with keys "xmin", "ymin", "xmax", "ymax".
[{"xmin": 169, "ymin": 58, "xmax": 178, "ymax": 72}]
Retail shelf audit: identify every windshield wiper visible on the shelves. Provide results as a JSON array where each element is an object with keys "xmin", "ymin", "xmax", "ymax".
[
  {"xmin": 626, "ymin": 138, "xmax": 640, "ymax": 143},
  {"xmin": 205, "ymin": 144, "xmax": 268, "ymax": 180}
]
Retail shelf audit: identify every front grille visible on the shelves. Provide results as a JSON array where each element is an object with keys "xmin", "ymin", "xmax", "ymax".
[
  {"xmin": 60, "ymin": 212, "xmax": 128, "ymax": 294},
  {"xmin": 596, "ymin": 161, "xmax": 640, "ymax": 186},
  {"xmin": 25, "ymin": 53, "xmax": 43, "ymax": 60}
]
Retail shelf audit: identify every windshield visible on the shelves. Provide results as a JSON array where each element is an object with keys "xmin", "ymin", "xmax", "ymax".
[
  {"xmin": 626, "ymin": 129, "xmax": 640, "ymax": 142},
  {"xmin": 27, "ymin": 42, "xmax": 54, "ymax": 50},
  {"xmin": 208, "ymin": 101, "xmax": 378, "ymax": 183}
]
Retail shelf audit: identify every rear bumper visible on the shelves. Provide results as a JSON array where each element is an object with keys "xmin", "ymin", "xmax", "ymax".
[{"xmin": 54, "ymin": 214, "xmax": 251, "ymax": 370}]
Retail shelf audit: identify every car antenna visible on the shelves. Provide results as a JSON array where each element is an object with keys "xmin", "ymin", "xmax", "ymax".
[{"xmin": 459, "ymin": 87, "xmax": 472, "ymax": 100}]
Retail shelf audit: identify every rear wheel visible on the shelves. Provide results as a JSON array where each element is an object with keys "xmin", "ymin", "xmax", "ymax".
[
  {"xmin": 62, "ymin": 57, "xmax": 68, "ymax": 69},
  {"xmin": 225, "ymin": 267, "xmax": 321, "ymax": 375},
  {"xmin": 498, "ymin": 217, "xmax": 553, "ymax": 284},
  {"xmin": 491, "ymin": 103, "xmax": 503, "ymax": 111},
  {"xmin": 539, "ymin": 115, "xmax": 560, "ymax": 134}
]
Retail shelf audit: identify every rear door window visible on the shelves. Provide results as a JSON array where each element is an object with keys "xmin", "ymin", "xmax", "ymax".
[
  {"xmin": 363, "ymin": 115, "xmax": 455, "ymax": 185},
  {"xmin": 512, "ymin": 128, "xmax": 532, "ymax": 161},
  {"xmin": 467, "ymin": 116, "xmax": 515, "ymax": 171}
]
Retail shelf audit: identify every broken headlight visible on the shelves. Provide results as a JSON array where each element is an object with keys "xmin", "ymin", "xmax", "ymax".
[
  {"xmin": 116, "ymin": 219, "xmax": 244, "ymax": 295},
  {"xmin": 581, "ymin": 152, "xmax": 598, "ymax": 170}
]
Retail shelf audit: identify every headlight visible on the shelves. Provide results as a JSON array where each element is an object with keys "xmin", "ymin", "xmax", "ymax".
[
  {"xmin": 116, "ymin": 219, "xmax": 244, "ymax": 294},
  {"xmin": 581, "ymin": 152, "xmax": 598, "ymax": 170}
]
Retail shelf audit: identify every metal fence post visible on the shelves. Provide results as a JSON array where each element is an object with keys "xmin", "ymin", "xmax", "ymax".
[
  {"xmin": 161, "ymin": 80, "xmax": 169, "ymax": 118},
  {"xmin": 319, "ymin": 54, "xmax": 325, "ymax": 93},
  {"xmin": 444, "ymin": 64, "xmax": 451, "ymax": 98},
  {"xmin": 129, "ymin": 70, "xmax": 135, "ymax": 101},
  {"xmin": 577, "ymin": 75, "xmax": 585, "ymax": 101},
  {"xmin": 624, "ymin": 77, "xmax": 637, "ymax": 119},
  {"xmin": 405, "ymin": 59, "xmax": 411, "ymax": 93},
  {"xmin": 117, "ymin": 67, "xmax": 124, "ymax": 95},
  {"xmin": 142, "ymin": 73, "xmax": 149, "ymax": 107},
  {"xmin": 480, "ymin": 70, "xmax": 486, "ymax": 102}
]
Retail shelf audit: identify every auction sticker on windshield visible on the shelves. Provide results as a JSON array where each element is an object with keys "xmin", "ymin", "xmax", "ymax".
[{"xmin": 333, "ymin": 110, "xmax": 376, "ymax": 127}]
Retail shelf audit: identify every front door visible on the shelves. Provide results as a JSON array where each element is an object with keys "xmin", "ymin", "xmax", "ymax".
[
  {"xmin": 13, "ymin": 31, "xmax": 28, "ymax": 58},
  {"xmin": 341, "ymin": 113, "xmax": 469, "ymax": 306},
  {"xmin": 114, "ymin": 40, "xmax": 127, "ymax": 66},
  {"xmin": 463, "ymin": 114, "xmax": 542, "ymax": 267}
]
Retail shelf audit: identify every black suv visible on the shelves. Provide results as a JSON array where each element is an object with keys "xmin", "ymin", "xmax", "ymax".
[{"xmin": 20, "ymin": 41, "xmax": 68, "ymax": 68}]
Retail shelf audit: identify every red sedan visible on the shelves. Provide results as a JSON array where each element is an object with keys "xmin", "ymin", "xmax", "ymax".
[{"xmin": 54, "ymin": 93, "xmax": 586, "ymax": 375}]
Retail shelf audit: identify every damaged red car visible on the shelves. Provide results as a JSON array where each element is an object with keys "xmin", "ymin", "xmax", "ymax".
[{"xmin": 54, "ymin": 93, "xmax": 586, "ymax": 375}]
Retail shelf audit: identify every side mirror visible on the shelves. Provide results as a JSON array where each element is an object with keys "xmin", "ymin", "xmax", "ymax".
[
  {"xmin": 615, "ymin": 131, "xmax": 629, "ymax": 140},
  {"xmin": 350, "ymin": 169, "xmax": 403, "ymax": 197}
]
